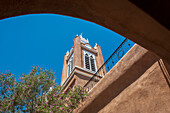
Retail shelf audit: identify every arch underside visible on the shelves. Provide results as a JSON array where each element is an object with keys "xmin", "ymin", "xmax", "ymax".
[{"xmin": 0, "ymin": 0, "xmax": 169, "ymax": 64}]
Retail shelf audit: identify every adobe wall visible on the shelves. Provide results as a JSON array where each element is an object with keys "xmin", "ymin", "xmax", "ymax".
[
  {"xmin": 61, "ymin": 52, "xmax": 69, "ymax": 85},
  {"xmin": 74, "ymin": 44, "xmax": 170, "ymax": 113},
  {"xmin": 76, "ymin": 74, "xmax": 91, "ymax": 87},
  {"xmin": 99, "ymin": 60, "xmax": 170, "ymax": 113}
]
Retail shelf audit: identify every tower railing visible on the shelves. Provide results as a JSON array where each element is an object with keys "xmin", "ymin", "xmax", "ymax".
[{"xmin": 84, "ymin": 38, "xmax": 134, "ymax": 92}]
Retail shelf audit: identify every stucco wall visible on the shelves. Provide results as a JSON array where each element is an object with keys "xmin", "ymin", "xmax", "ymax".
[
  {"xmin": 99, "ymin": 60, "xmax": 170, "ymax": 113},
  {"xmin": 74, "ymin": 44, "xmax": 170, "ymax": 113}
]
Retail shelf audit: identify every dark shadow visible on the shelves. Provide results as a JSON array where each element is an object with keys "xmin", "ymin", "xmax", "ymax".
[{"xmin": 130, "ymin": 0, "xmax": 170, "ymax": 30}]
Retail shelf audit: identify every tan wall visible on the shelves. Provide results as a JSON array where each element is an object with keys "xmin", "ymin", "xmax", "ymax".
[
  {"xmin": 73, "ymin": 36, "xmax": 81, "ymax": 68},
  {"xmin": 75, "ymin": 74, "xmax": 92, "ymax": 87},
  {"xmin": 99, "ymin": 60, "xmax": 170, "ymax": 113},
  {"xmin": 74, "ymin": 44, "xmax": 170, "ymax": 113},
  {"xmin": 60, "ymin": 52, "xmax": 69, "ymax": 85},
  {"xmin": 95, "ymin": 45, "xmax": 105, "ymax": 70},
  {"xmin": 81, "ymin": 49, "xmax": 84, "ymax": 68}
]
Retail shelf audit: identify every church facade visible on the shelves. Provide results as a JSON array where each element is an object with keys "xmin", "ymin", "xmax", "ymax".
[{"xmin": 60, "ymin": 34, "xmax": 105, "ymax": 91}]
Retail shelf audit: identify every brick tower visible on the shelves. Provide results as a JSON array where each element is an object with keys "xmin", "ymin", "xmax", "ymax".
[{"xmin": 60, "ymin": 34, "xmax": 105, "ymax": 91}]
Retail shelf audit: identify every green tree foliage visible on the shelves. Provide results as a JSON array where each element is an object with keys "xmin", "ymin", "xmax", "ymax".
[
  {"xmin": 0, "ymin": 72, "xmax": 16, "ymax": 112},
  {"xmin": 0, "ymin": 66, "xmax": 88, "ymax": 113}
]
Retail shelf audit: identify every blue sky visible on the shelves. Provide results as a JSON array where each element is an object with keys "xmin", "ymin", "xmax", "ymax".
[{"xmin": 0, "ymin": 14, "xmax": 133, "ymax": 84}]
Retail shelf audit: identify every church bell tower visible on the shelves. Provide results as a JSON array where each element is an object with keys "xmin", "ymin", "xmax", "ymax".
[{"xmin": 60, "ymin": 34, "xmax": 105, "ymax": 91}]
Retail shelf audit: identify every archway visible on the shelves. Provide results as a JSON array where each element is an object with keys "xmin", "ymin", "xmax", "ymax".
[{"xmin": 0, "ymin": 0, "xmax": 169, "ymax": 64}]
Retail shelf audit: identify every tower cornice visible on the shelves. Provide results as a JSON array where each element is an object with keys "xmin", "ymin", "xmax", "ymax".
[
  {"xmin": 81, "ymin": 44, "xmax": 97, "ymax": 55},
  {"xmin": 61, "ymin": 66, "xmax": 103, "ymax": 89}
]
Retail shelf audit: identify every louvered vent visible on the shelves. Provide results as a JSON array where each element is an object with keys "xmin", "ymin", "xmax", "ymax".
[
  {"xmin": 90, "ymin": 56, "xmax": 96, "ymax": 71},
  {"xmin": 85, "ymin": 54, "xmax": 90, "ymax": 69}
]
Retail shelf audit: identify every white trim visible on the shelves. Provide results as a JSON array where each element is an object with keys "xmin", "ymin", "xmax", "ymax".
[
  {"xmin": 61, "ymin": 68, "xmax": 91, "ymax": 89},
  {"xmin": 66, "ymin": 49, "xmax": 74, "ymax": 61},
  {"xmin": 74, "ymin": 66, "xmax": 96, "ymax": 74},
  {"xmin": 81, "ymin": 45, "xmax": 97, "ymax": 54},
  {"xmin": 67, "ymin": 54, "xmax": 73, "ymax": 77},
  {"xmin": 79, "ymin": 33, "xmax": 89, "ymax": 44},
  {"xmin": 85, "ymin": 44, "xmax": 92, "ymax": 49},
  {"xmin": 75, "ymin": 71, "xmax": 92, "ymax": 78}
]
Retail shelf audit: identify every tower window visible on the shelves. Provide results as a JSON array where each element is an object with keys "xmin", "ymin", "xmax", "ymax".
[
  {"xmin": 84, "ymin": 51, "xmax": 97, "ymax": 72},
  {"xmin": 90, "ymin": 56, "xmax": 96, "ymax": 71},
  {"xmin": 67, "ymin": 54, "xmax": 73, "ymax": 77},
  {"xmin": 85, "ymin": 54, "xmax": 90, "ymax": 69}
]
